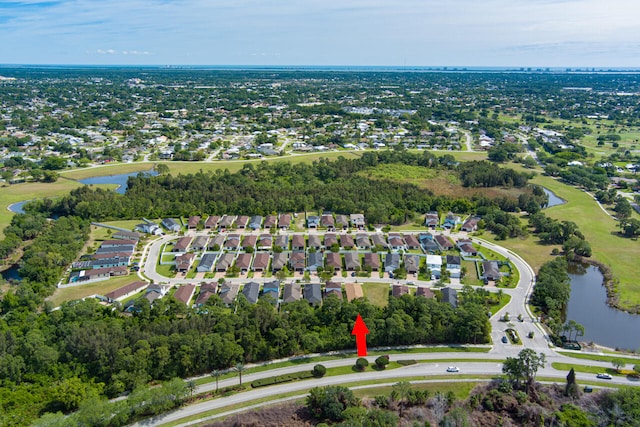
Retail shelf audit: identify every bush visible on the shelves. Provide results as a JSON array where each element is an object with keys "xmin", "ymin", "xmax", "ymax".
[
  {"xmin": 313, "ymin": 364, "xmax": 327, "ymax": 378},
  {"xmin": 355, "ymin": 358, "xmax": 369, "ymax": 371},
  {"xmin": 397, "ymin": 359, "xmax": 417, "ymax": 366},
  {"xmin": 375, "ymin": 355, "xmax": 390, "ymax": 369},
  {"xmin": 251, "ymin": 371, "xmax": 314, "ymax": 388}
]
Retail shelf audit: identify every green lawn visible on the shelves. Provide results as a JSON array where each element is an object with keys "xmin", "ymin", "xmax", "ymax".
[
  {"xmin": 48, "ymin": 275, "xmax": 143, "ymax": 307},
  {"xmin": 557, "ymin": 351, "xmax": 640, "ymax": 365},
  {"xmin": 551, "ymin": 362, "xmax": 620, "ymax": 376},
  {"xmin": 362, "ymin": 282, "xmax": 390, "ymax": 307}
]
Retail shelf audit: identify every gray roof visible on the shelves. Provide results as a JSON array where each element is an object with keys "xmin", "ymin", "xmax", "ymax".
[
  {"xmin": 385, "ymin": 253, "xmax": 401, "ymax": 272},
  {"xmin": 249, "ymin": 215, "xmax": 263, "ymax": 229},
  {"xmin": 307, "ymin": 252, "xmax": 324, "ymax": 270},
  {"xmin": 197, "ymin": 253, "xmax": 217, "ymax": 272},
  {"xmin": 242, "ymin": 282, "xmax": 261, "ymax": 304},
  {"xmin": 442, "ymin": 287, "xmax": 458, "ymax": 308},
  {"xmin": 304, "ymin": 283, "xmax": 322, "ymax": 304},
  {"xmin": 283, "ymin": 282, "xmax": 302, "ymax": 303}
]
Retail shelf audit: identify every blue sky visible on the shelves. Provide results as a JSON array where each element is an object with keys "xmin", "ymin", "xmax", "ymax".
[{"xmin": 1, "ymin": 0, "xmax": 639, "ymax": 66}]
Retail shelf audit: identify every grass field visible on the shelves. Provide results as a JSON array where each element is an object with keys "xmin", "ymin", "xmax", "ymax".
[
  {"xmin": 362, "ymin": 282, "xmax": 390, "ymax": 307},
  {"xmin": 48, "ymin": 275, "xmax": 142, "ymax": 307},
  {"xmin": 353, "ymin": 380, "xmax": 480, "ymax": 400}
]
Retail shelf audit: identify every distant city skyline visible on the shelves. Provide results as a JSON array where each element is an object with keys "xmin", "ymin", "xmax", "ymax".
[{"xmin": 1, "ymin": 0, "xmax": 639, "ymax": 67}]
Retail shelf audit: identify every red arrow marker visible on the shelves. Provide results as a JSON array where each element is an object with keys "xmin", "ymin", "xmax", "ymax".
[{"xmin": 351, "ymin": 314, "xmax": 370, "ymax": 357}]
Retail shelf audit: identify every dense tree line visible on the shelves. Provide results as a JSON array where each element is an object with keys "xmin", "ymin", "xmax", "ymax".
[
  {"xmin": 27, "ymin": 153, "xmax": 534, "ymax": 225},
  {"xmin": 558, "ymin": 165, "xmax": 609, "ymax": 191},
  {"xmin": 529, "ymin": 212, "xmax": 592, "ymax": 256},
  {"xmin": 0, "ymin": 290, "xmax": 490, "ymax": 424},
  {"xmin": 0, "ymin": 213, "xmax": 48, "ymax": 260},
  {"xmin": 530, "ymin": 258, "xmax": 571, "ymax": 328}
]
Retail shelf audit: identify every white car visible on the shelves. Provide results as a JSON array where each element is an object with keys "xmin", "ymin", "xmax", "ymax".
[
  {"xmin": 446, "ymin": 366, "xmax": 460, "ymax": 373},
  {"xmin": 596, "ymin": 373, "xmax": 612, "ymax": 380}
]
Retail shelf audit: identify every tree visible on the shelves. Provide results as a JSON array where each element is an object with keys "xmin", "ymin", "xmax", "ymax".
[
  {"xmin": 565, "ymin": 368, "xmax": 579, "ymax": 397},
  {"xmin": 503, "ymin": 348, "xmax": 546, "ymax": 392},
  {"xmin": 312, "ymin": 364, "xmax": 327, "ymax": 378},
  {"xmin": 235, "ymin": 362, "xmax": 245, "ymax": 386},
  {"xmin": 306, "ymin": 385, "xmax": 359, "ymax": 422},
  {"xmin": 210, "ymin": 369, "xmax": 222, "ymax": 392},
  {"xmin": 612, "ymin": 358, "xmax": 626, "ymax": 372},
  {"xmin": 355, "ymin": 357, "xmax": 369, "ymax": 371},
  {"xmin": 391, "ymin": 381, "xmax": 411, "ymax": 417},
  {"xmin": 155, "ymin": 163, "xmax": 170, "ymax": 175},
  {"xmin": 375, "ymin": 355, "xmax": 389, "ymax": 370}
]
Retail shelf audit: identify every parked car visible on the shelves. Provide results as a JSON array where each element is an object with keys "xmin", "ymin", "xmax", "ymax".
[
  {"xmin": 596, "ymin": 373, "xmax": 612, "ymax": 380},
  {"xmin": 502, "ymin": 336, "xmax": 509, "ymax": 343},
  {"xmin": 446, "ymin": 366, "xmax": 460, "ymax": 372}
]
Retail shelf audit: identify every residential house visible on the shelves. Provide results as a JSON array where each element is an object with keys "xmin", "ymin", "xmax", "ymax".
[
  {"xmin": 274, "ymin": 234, "xmax": 289, "ymax": 250},
  {"xmin": 340, "ymin": 234, "xmax": 354, "ymax": 248},
  {"xmin": 290, "ymin": 250, "xmax": 306, "ymax": 272},
  {"xmin": 135, "ymin": 222, "xmax": 162, "ymax": 235},
  {"xmin": 197, "ymin": 253, "xmax": 217, "ymax": 272},
  {"xmin": 216, "ymin": 253, "xmax": 235, "ymax": 272},
  {"xmin": 218, "ymin": 215, "xmax": 235, "ymax": 229},
  {"xmin": 307, "ymin": 234, "xmax": 322, "ymax": 250},
  {"xmin": 241, "ymin": 234, "xmax": 257, "ymax": 250},
  {"xmin": 344, "ymin": 252, "xmax": 360, "ymax": 271},
  {"xmin": 291, "ymin": 234, "xmax": 305, "ymax": 250},
  {"xmin": 224, "ymin": 235, "xmax": 240, "ymax": 250},
  {"xmin": 161, "ymin": 218, "xmax": 182, "ymax": 232},
  {"xmin": 457, "ymin": 239, "xmax": 478, "ymax": 257},
  {"xmin": 283, "ymin": 282, "xmax": 302, "ymax": 303},
  {"xmin": 113, "ymin": 230, "xmax": 141, "ymax": 241},
  {"xmin": 235, "ymin": 215, "xmax": 249, "ymax": 229},
  {"xmin": 371, "ymin": 233, "xmax": 388, "ymax": 249},
  {"xmin": 170, "ymin": 237, "xmax": 189, "ymax": 252},
  {"xmin": 364, "ymin": 253, "xmax": 380, "ymax": 271},
  {"xmin": 143, "ymin": 284, "xmax": 170, "ymax": 305},
  {"xmin": 96, "ymin": 244, "xmax": 135, "ymax": 255},
  {"xmin": 404, "ymin": 234, "xmax": 420, "ymax": 250},
  {"xmin": 321, "ymin": 213, "xmax": 335, "ymax": 231},
  {"xmin": 219, "ymin": 282, "xmax": 240, "ymax": 305},
  {"xmin": 278, "ymin": 213, "xmax": 292, "ymax": 230},
  {"xmin": 324, "ymin": 233, "xmax": 338, "ymax": 248},
  {"xmin": 426, "ymin": 255, "xmax": 443, "ymax": 278},
  {"xmin": 194, "ymin": 283, "xmax": 218, "ymax": 306},
  {"xmin": 441, "ymin": 287, "xmax": 458, "ymax": 308},
  {"xmin": 304, "ymin": 283, "xmax": 322, "ymax": 305},
  {"xmin": 446, "ymin": 255, "xmax": 462, "ymax": 278},
  {"xmin": 388, "ymin": 233, "xmax": 405, "ymax": 251},
  {"xmin": 385, "ymin": 253, "xmax": 401, "ymax": 273},
  {"xmin": 75, "ymin": 256, "xmax": 130, "ymax": 270},
  {"xmin": 252, "ymin": 252, "xmax": 270, "ymax": 272},
  {"xmin": 461, "ymin": 216, "xmax": 480, "ymax": 232},
  {"xmin": 242, "ymin": 282, "xmax": 261, "ymax": 304},
  {"xmin": 204, "ymin": 215, "xmax": 220, "ymax": 229},
  {"xmin": 443, "ymin": 212, "xmax": 461, "ymax": 229},
  {"xmin": 325, "ymin": 281, "xmax": 342, "ymax": 300},
  {"xmin": 174, "ymin": 284, "xmax": 196, "ymax": 305},
  {"xmin": 435, "ymin": 234, "xmax": 454, "ymax": 251},
  {"xmin": 307, "ymin": 215, "xmax": 320, "ymax": 229},
  {"xmin": 262, "ymin": 280, "xmax": 280, "ymax": 304},
  {"xmin": 404, "ymin": 254, "xmax": 420, "ymax": 274},
  {"xmin": 187, "ymin": 215, "xmax": 201, "ymax": 229},
  {"xmin": 356, "ymin": 234, "xmax": 371, "ymax": 250},
  {"xmin": 424, "ymin": 211, "xmax": 439, "ymax": 228},
  {"xmin": 105, "ymin": 281, "xmax": 148, "ymax": 303},
  {"xmin": 392, "ymin": 284, "xmax": 409, "ymax": 297},
  {"xmin": 416, "ymin": 287, "xmax": 435, "ymax": 299},
  {"xmin": 264, "ymin": 215, "xmax": 277, "ymax": 229},
  {"xmin": 257, "ymin": 234, "xmax": 272, "ymax": 250},
  {"xmin": 271, "ymin": 252, "xmax": 289, "ymax": 272},
  {"xmin": 419, "ymin": 233, "xmax": 439, "ymax": 253},
  {"xmin": 307, "ymin": 252, "xmax": 324, "ymax": 272},
  {"xmin": 482, "ymin": 260, "xmax": 501, "ymax": 282},
  {"xmin": 345, "ymin": 282, "xmax": 364, "ymax": 302},
  {"xmin": 325, "ymin": 253, "xmax": 342, "ymax": 271},
  {"xmin": 335, "ymin": 214, "xmax": 349, "ymax": 231},
  {"xmin": 350, "ymin": 214, "xmax": 365, "ymax": 230},
  {"xmin": 100, "ymin": 239, "xmax": 137, "ymax": 248},
  {"xmin": 235, "ymin": 253, "xmax": 253, "ymax": 273},
  {"xmin": 176, "ymin": 253, "xmax": 196, "ymax": 272},
  {"xmin": 249, "ymin": 215, "xmax": 263, "ymax": 230},
  {"xmin": 208, "ymin": 235, "xmax": 226, "ymax": 250},
  {"xmin": 191, "ymin": 236, "xmax": 208, "ymax": 251},
  {"xmin": 69, "ymin": 266, "xmax": 127, "ymax": 284}
]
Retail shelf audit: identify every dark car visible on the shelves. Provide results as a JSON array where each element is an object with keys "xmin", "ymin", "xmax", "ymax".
[{"xmin": 502, "ymin": 336, "xmax": 508, "ymax": 343}]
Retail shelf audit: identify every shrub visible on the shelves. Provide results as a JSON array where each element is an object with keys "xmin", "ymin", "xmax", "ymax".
[
  {"xmin": 313, "ymin": 364, "xmax": 327, "ymax": 378},
  {"xmin": 375, "ymin": 355, "xmax": 390, "ymax": 369},
  {"xmin": 397, "ymin": 359, "xmax": 417, "ymax": 366},
  {"xmin": 355, "ymin": 358, "xmax": 369, "ymax": 371}
]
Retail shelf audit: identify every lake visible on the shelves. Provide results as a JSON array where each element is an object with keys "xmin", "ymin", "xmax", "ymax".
[
  {"xmin": 1, "ymin": 264, "xmax": 21, "ymax": 282},
  {"xmin": 543, "ymin": 188, "xmax": 565, "ymax": 208},
  {"xmin": 79, "ymin": 170, "xmax": 158, "ymax": 194},
  {"xmin": 566, "ymin": 263, "xmax": 640, "ymax": 350}
]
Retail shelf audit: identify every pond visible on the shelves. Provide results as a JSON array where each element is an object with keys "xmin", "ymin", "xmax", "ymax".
[
  {"xmin": 79, "ymin": 170, "xmax": 158, "ymax": 195},
  {"xmin": 8, "ymin": 200, "xmax": 30, "ymax": 214},
  {"xmin": 1, "ymin": 264, "xmax": 22, "ymax": 282},
  {"xmin": 565, "ymin": 263, "xmax": 640, "ymax": 350},
  {"xmin": 543, "ymin": 188, "xmax": 565, "ymax": 208}
]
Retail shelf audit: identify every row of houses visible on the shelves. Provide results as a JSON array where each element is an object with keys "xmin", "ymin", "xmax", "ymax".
[
  {"xmin": 425, "ymin": 212, "xmax": 480, "ymax": 232},
  {"xmin": 70, "ymin": 238, "xmax": 138, "ymax": 284},
  {"xmin": 167, "ymin": 232, "xmax": 458, "ymax": 253},
  {"xmin": 108, "ymin": 280, "xmax": 460, "ymax": 310}
]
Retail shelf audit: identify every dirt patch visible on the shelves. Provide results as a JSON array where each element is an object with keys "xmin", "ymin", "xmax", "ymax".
[{"xmin": 204, "ymin": 401, "xmax": 312, "ymax": 427}]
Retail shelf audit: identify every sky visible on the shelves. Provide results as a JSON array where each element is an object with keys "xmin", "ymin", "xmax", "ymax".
[{"xmin": 1, "ymin": 0, "xmax": 639, "ymax": 67}]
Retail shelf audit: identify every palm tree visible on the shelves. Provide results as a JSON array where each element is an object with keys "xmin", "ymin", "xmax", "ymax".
[
  {"xmin": 210, "ymin": 369, "xmax": 222, "ymax": 392},
  {"xmin": 235, "ymin": 362, "xmax": 245, "ymax": 386},
  {"xmin": 391, "ymin": 381, "xmax": 412, "ymax": 417}
]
